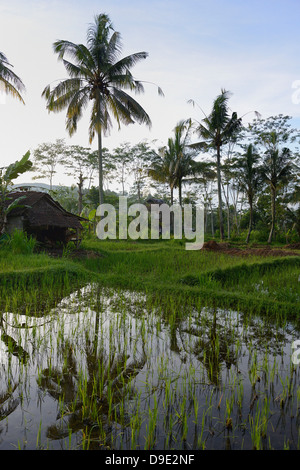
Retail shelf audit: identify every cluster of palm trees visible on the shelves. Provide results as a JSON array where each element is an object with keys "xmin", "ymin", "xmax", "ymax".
[
  {"xmin": 148, "ymin": 90, "xmax": 244, "ymax": 241},
  {"xmin": 1, "ymin": 13, "xmax": 299, "ymax": 244}
]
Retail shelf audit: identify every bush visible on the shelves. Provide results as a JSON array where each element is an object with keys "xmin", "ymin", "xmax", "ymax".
[{"xmin": 3, "ymin": 229, "xmax": 37, "ymax": 254}]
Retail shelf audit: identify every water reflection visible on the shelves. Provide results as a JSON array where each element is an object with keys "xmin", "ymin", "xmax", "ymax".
[{"xmin": 0, "ymin": 284, "xmax": 299, "ymax": 450}]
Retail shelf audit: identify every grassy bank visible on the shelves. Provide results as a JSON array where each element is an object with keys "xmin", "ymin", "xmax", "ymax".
[{"xmin": 0, "ymin": 238, "xmax": 299, "ymax": 319}]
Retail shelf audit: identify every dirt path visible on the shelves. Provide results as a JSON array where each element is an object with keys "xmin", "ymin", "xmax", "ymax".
[{"xmin": 202, "ymin": 240, "xmax": 300, "ymax": 258}]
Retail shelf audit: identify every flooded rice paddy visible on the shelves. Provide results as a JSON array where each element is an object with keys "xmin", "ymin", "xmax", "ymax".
[{"xmin": 0, "ymin": 283, "xmax": 299, "ymax": 450}]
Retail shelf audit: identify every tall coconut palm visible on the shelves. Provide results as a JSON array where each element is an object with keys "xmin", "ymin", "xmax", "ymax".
[
  {"xmin": 189, "ymin": 90, "xmax": 242, "ymax": 240},
  {"xmin": 0, "ymin": 52, "xmax": 25, "ymax": 103},
  {"xmin": 42, "ymin": 14, "xmax": 162, "ymax": 205}
]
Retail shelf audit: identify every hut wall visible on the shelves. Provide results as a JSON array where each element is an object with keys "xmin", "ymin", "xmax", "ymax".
[{"xmin": 6, "ymin": 216, "xmax": 24, "ymax": 234}]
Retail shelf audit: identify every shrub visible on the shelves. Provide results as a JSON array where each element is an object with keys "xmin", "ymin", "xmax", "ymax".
[{"xmin": 3, "ymin": 229, "xmax": 37, "ymax": 254}]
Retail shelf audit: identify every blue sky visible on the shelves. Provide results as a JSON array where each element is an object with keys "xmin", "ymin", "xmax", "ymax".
[{"xmin": 1, "ymin": 0, "xmax": 300, "ymax": 186}]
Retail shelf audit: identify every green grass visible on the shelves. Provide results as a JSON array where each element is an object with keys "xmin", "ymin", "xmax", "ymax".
[
  {"xmin": 0, "ymin": 237, "xmax": 299, "ymax": 319},
  {"xmin": 0, "ymin": 236, "xmax": 299, "ymax": 450},
  {"xmin": 77, "ymin": 238, "xmax": 300, "ymax": 318}
]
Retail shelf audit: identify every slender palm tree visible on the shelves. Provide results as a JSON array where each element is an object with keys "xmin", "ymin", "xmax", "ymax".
[
  {"xmin": 190, "ymin": 90, "xmax": 242, "ymax": 240},
  {"xmin": 0, "ymin": 51, "xmax": 25, "ymax": 103},
  {"xmin": 148, "ymin": 119, "xmax": 196, "ymax": 205},
  {"xmin": 237, "ymin": 144, "xmax": 261, "ymax": 243},
  {"xmin": 42, "ymin": 14, "xmax": 162, "ymax": 205},
  {"xmin": 171, "ymin": 119, "xmax": 197, "ymax": 206},
  {"xmin": 148, "ymin": 143, "xmax": 177, "ymax": 204},
  {"xmin": 260, "ymin": 142, "xmax": 294, "ymax": 243}
]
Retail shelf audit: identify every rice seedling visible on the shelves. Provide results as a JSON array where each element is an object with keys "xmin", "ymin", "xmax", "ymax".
[{"xmin": 0, "ymin": 238, "xmax": 299, "ymax": 449}]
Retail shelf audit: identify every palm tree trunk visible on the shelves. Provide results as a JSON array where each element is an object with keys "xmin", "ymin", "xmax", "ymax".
[
  {"xmin": 178, "ymin": 181, "xmax": 182, "ymax": 207},
  {"xmin": 170, "ymin": 186, "xmax": 174, "ymax": 205},
  {"xmin": 268, "ymin": 186, "xmax": 276, "ymax": 244},
  {"xmin": 98, "ymin": 129, "xmax": 104, "ymax": 206},
  {"xmin": 216, "ymin": 147, "xmax": 224, "ymax": 241}
]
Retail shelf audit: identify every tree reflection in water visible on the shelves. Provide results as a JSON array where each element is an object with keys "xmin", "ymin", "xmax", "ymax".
[{"xmin": 0, "ymin": 284, "xmax": 298, "ymax": 450}]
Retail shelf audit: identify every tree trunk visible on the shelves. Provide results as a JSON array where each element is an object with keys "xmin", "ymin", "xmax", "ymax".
[
  {"xmin": 122, "ymin": 164, "xmax": 125, "ymax": 196},
  {"xmin": 170, "ymin": 186, "xmax": 174, "ymax": 205},
  {"xmin": 178, "ymin": 181, "xmax": 182, "ymax": 207},
  {"xmin": 268, "ymin": 186, "xmax": 276, "ymax": 244},
  {"xmin": 227, "ymin": 204, "xmax": 230, "ymax": 240},
  {"xmin": 78, "ymin": 172, "xmax": 84, "ymax": 214},
  {"xmin": 204, "ymin": 203, "xmax": 208, "ymax": 233},
  {"xmin": 216, "ymin": 147, "xmax": 224, "ymax": 241},
  {"xmin": 246, "ymin": 196, "xmax": 253, "ymax": 244},
  {"xmin": 211, "ymin": 208, "xmax": 214, "ymax": 237},
  {"xmin": 98, "ymin": 129, "xmax": 104, "ymax": 206}
]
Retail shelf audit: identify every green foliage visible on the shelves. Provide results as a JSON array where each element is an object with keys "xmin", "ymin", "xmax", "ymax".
[
  {"xmin": 0, "ymin": 151, "xmax": 32, "ymax": 233},
  {"xmin": 32, "ymin": 139, "xmax": 66, "ymax": 189},
  {"xmin": 2, "ymin": 229, "xmax": 37, "ymax": 254}
]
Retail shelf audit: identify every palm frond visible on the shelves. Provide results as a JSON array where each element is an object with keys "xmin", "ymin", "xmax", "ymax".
[
  {"xmin": 111, "ymin": 88, "xmax": 152, "ymax": 128},
  {"xmin": 106, "ymin": 31, "xmax": 123, "ymax": 63},
  {"xmin": 0, "ymin": 78, "xmax": 25, "ymax": 104},
  {"xmin": 108, "ymin": 52, "xmax": 148, "ymax": 76},
  {"xmin": 62, "ymin": 59, "xmax": 93, "ymax": 80},
  {"xmin": 0, "ymin": 52, "xmax": 25, "ymax": 103},
  {"xmin": 54, "ymin": 40, "xmax": 96, "ymax": 71},
  {"xmin": 42, "ymin": 78, "xmax": 86, "ymax": 112}
]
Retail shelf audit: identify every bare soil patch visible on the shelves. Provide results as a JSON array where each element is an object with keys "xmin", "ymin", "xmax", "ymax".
[{"xmin": 202, "ymin": 240, "xmax": 300, "ymax": 258}]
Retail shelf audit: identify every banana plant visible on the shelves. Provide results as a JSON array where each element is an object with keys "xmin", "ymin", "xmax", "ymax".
[{"xmin": 0, "ymin": 151, "xmax": 32, "ymax": 234}]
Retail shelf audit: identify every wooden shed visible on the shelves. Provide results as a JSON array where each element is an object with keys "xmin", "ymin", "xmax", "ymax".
[{"xmin": 5, "ymin": 191, "xmax": 86, "ymax": 246}]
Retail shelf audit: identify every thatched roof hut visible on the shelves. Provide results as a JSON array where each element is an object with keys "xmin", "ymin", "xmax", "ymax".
[{"xmin": 5, "ymin": 191, "xmax": 86, "ymax": 246}]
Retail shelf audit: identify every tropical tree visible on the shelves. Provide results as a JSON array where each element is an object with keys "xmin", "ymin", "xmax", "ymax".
[
  {"xmin": 261, "ymin": 145, "xmax": 294, "ymax": 243},
  {"xmin": 149, "ymin": 120, "xmax": 196, "ymax": 206},
  {"xmin": 64, "ymin": 145, "xmax": 94, "ymax": 214},
  {"xmin": 247, "ymin": 114, "xmax": 300, "ymax": 243},
  {"xmin": 0, "ymin": 52, "xmax": 25, "ymax": 103},
  {"xmin": 0, "ymin": 151, "xmax": 32, "ymax": 233},
  {"xmin": 111, "ymin": 142, "xmax": 133, "ymax": 195},
  {"xmin": 148, "ymin": 144, "xmax": 177, "ymax": 204},
  {"xmin": 193, "ymin": 161, "xmax": 217, "ymax": 235},
  {"xmin": 189, "ymin": 90, "xmax": 242, "ymax": 240},
  {"xmin": 42, "ymin": 13, "xmax": 163, "ymax": 206},
  {"xmin": 32, "ymin": 139, "xmax": 67, "ymax": 190},
  {"xmin": 170, "ymin": 119, "xmax": 198, "ymax": 206},
  {"xmin": 236, "ymin": 144, "xmax": 261, "ymax": 243}
]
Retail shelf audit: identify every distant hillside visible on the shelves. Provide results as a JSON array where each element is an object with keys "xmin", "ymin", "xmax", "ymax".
[{"xmin": 12, "ymin": 183, "xmax": 63, "ymax": 192}]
